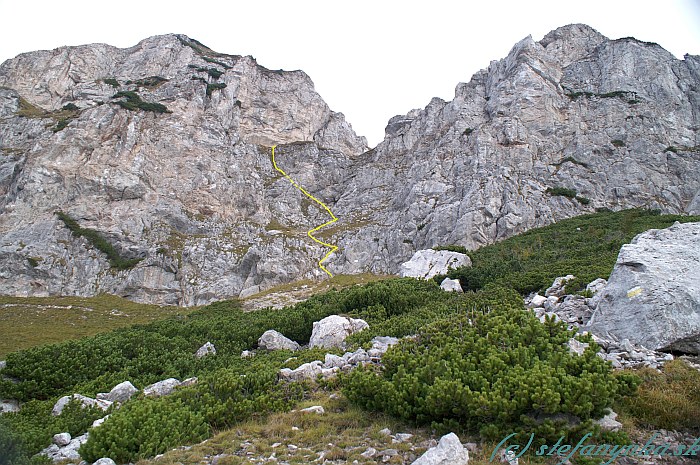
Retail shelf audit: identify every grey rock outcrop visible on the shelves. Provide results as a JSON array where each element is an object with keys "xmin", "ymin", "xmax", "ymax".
[
  {"xmin": 588, "ymin": 222, "xmax": 700, "ymax": 353},
  {"xmin": 309, "ymin": 315, "xmax": 368, "ymax": 349},
  {"xmin": 2, "ymin": 25, "xmax": 700, "ymax": 303},
  {"xmin": 411, "ymin": 432, "xmax": 469, "ymax": 465},
  {"xmin": 195, "ymin": 342, "xmax": 216, "ymax": 358},
  {"xmin": 258, "ymin": 330, "xmax": 300, "ymax": 351},
  {"xmin": 399, "ymin": 250, "xmax": 471, "ymax": 279},
  {"xmin": 96, "ymin": 380, "xmax": 138, "ymax": 403},
  {"xmin": 545, "ymin": 275, "xmax": 576, "ymax": 297},
  {"xmin": 143, "ymin": 378, "xmax": 181, "ymax": 397}
]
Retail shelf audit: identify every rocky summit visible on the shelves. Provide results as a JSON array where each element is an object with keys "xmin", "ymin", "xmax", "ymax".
[{"xmin": 1, "ymin": 25, "xmax": 699, "ymax": 305}]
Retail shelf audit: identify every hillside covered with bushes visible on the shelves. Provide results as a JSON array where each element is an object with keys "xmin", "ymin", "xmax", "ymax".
[{"xmin": 1, "ymin": 209, "xmax": 699, "ymax": 465}]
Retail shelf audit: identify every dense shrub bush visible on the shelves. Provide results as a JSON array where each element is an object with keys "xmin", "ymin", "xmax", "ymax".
[
  {"xmin": 111, "ymin": 91, "xmax": 169, "ymax": 113},
  {"xmin": 546, "ymin": 186, "xmax": 578, "ymax": 198},
  {"xmin": 206, "ymin": 82, "xmax": 227, "ymax": 96},
  {"xmin": 432, "ymin": 244, "xmax": 468, "ymax": 254},
  {"xmin": 55, "ymin": 211, "xmax": 141, "ymax": 270},
  {"xmin": 344, "ymin": 286, "xmax": 639, "ymax": 443}
]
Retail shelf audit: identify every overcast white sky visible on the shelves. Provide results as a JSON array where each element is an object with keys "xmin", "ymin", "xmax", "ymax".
[{"xmin": 1, "ymin": 0, "xmax": 699, "ymax": 146}]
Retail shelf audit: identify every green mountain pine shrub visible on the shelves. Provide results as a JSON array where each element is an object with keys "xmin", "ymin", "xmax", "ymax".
[{"xmin": 343, "ymin": 286, "xmax": 639, "ymax": 444}]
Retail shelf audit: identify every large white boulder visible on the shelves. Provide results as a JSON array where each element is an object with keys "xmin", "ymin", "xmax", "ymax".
[
  {"xmin": 411, "ymin": 432, "xmax": 469, "ymax": 465},
  {"xmin": 40, "ymin": 433, "xmax": 89, "ymax": 462},
  {"xmin": 309, "ymin": 315, "xmax": 368, "ymax": 349},
  {"xmin": 143, "ymin": 378, "xmax": 181, "ymax": 397},
  {"xmin": 258, "ymin": 330, "xmax": 300, "ymax": 351},
  {"xmin": 588, "ymin": 222, "xmax": 700, "ymax": 353},
  {"xmin": 400, "ymin": 250, "xmax": 471, "ymax": 279}
]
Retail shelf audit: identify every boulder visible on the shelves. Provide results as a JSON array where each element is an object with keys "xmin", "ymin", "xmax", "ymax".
[
  {"xmin": 323, "ymin": 353, "xmax": 345, "ymax": 369},
  {"xmin": 52, "ymin": 433, "xmax": 71, "ymax": 447},
  {"xmin": 545, "ymin": 275, "xmax": 576, "ymax": 297},
  {"xmin": 279, "ymin": 361, "xmax": 323, "ymax": 382},
  {"xmin": 411, "ymin": 432, "xmax": 469, "ymax": 465},
  {"xmin": 586, "ymin": 278, "xmax": 607, "ymax": 295},
  {"xmin": 309, "ymin": 315, "xmax": 368, "ymax": 349},
  {"xmin": 40, "ymin": 433, "xmax": 88, "ymax": 462},
  {"xmin": 529, "ymin": 294, "xmax": 547, "ymax": 307},
  {"xmin": 241, "ymin": 350, "xmax": 253, "ymax": 358},
  {"xmin": 0, "ymin": 399, "xmax": 20, "ymax": 414},
  {"xmin": 399, "ymin": 250, "xmax": 471, "ymax": 280},
  {"xmin": 440, "ymin": 278, "xmax": 463, "ymax": 292},
  {"xmin": 195, "ymin": 342, "xmax": 217, "ymax": 358},
  {"xmin": 258, "ymin": 330, "xmax": 300, "ymax": 351},
  {"xmin": 588, "ymin": 222, "xmax": 700, "ymax": 353},
  {"xmin": 93, "ymin": 459, "xmax": 117, "ymax": 465},
  {"xmin": 143, "ymin": 378, "xmax": 181, "ymax": 397},
  {"xmin": 0, "ymin": 360, "xmax": 5, "ymax": 370},
  {"xmin": 52, "ymin": 394, "xmax": 111, "ymax": 416},
  {"xmin": 96, "ymin": 381, "xmax": 138, "ymax": 403}
]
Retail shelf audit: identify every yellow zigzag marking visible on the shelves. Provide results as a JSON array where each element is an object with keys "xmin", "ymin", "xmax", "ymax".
[{"xmin": 271, "ymin": 145, "xmax": 338, "ymax": 277}]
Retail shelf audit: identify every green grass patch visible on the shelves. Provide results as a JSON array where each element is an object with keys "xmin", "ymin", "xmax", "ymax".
[
  {"xmin": 445, "ymin": 209, "xmax": 700, "ymax": 295},
  {"xmin": 55, "ymin": 211, "xmax": 142, "ymax": 270},
  {"xmin": 617, "ymin": 359, "xmax": 700, "ymax": 432},
  {"xmin": 0, "ymin": 294, "xmax": 196, "ymax": 358}
]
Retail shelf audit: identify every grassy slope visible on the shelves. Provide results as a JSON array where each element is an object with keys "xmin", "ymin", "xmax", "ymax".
[
  {"xmin": 446, "ymin": 209, "xmax": 700, "ymax": 295},
  {"xmin": 0, "ymin": 295, "xmax": 196, "ymax": 358}
]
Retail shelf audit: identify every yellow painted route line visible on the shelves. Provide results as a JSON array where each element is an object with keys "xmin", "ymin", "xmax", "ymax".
[{"xmin": 271, "ymin": 145, "xmax": 338, "ymax": 277}]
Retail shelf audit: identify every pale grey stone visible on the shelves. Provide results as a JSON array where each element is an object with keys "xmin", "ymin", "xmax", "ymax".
[
  {"xmin": 400, "ymin": 250, "xmax": 471, "ymax": 280},
  {"xmin": 323, "ymin": 353, "xmax": 345, "ymax": 369},
  {"xmin": 440, "ymin": 278, "xmax": 463, "ymax": 292},
  {"xmin": 567, "ymin": 338, "xmax": 589, "ymax": 356},
  {"xmin": 92, "ymin": 415, "xmax": 109, "ymax": 428},
  {"xmin": 545, "ymin": 275, "xmax": 576, "ymax": 297},
  {"xmin": 0, "ymin": 361, "xmax": 5, "ymax": 370},
  {"xmin": 93, "ymin": 459, "xmax": 116, "ymax": 465},
  {"xmin": 181, "ymin": 377, "xmax": 198, "ymax": 387},
  {"xmin": 195, "ymin": 342, "xmax": 216, "ymax": 358},
  {"xmin": 99, "ymin": 381, "xmax": 137, "ymax": 403},
  {"xmin": 279, "ymin": 361, "xmax": 323, "ymax": 382},
  {"xmin": 258, "ymin": 330, "xmax": 300, "ymax": 351},
  {"xmin": 300, "ymin": 405, "xmax": 324, "ymax": 414},
  {"xmin": 411, "ymin": 432, "xmax": 469, "ymax": 465},
  {"xmin": 309, "ymin": 315, "xmax": 369, "ymax": 349},
  {"xmin": 53, "ymin": 433, "xmax": 71, "ymax": 447},
  {"xmin": 0, "ymin": 399, "xmax": 19, "ymax": 414},
  {"xmin": 589, "ymin": 222, "xmax": 700, "ymax": 353},
  {"xmin": 52, "ymin": 394, "xmax": 111, "ymax": 416},
  {"xmin": 241, "ymin": 350, "xmax": 253, "ymax": 358},
  {"xmin": 595, "ymin": 410, "xmax": 623, "ymax": 432},
  {"xmin": 529, "ymin": 294, "xmax": 547, "ymax": 307},
  {"xmin": 143, "ymin": 378, "xmax": 181, "ymax": 397}
]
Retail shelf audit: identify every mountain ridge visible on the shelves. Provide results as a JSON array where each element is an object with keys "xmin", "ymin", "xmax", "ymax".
[{"xmin": 1, "ymin": 25, "xmax": 699, "ymax": 305}]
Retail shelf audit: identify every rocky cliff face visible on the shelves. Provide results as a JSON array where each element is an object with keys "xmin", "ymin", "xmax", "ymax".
[{"xmin": 1, "ymin": 25, "xmax": 699, "ymax": 305}]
